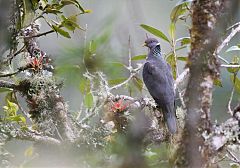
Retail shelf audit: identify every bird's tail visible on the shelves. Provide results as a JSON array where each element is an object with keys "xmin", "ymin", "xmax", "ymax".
[{"xmin": 162, "ymin": 103, "xmax": 177, "ymax": 134}]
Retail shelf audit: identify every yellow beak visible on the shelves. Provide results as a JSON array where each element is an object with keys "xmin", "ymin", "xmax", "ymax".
[{"xmin": 142, "ymin": 42, "xmax": 147, "ymax": 47}]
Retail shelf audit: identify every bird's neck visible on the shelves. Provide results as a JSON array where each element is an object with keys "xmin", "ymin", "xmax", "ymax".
[{"xmin": 148, "ymin": 45, "xmax": 161, "ymax": 59}]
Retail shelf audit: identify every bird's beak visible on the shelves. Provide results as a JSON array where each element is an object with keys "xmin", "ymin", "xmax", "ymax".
[
  {"xmin": 142, "ymin": 42, "xmax": 147, "ymax": 47},
  {"xmin": 156, "ymin": 42, "xmax": 160, "ymax": 46}
]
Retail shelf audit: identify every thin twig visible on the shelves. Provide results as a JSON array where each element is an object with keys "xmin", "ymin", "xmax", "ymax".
[
  {"xmin": 109, "ymin": 65, "xmax": 143, "ymax": 91},
  {"xmin": 76, "ymin": 98, "xmax": 84, "ymax": 120},
  {"xmin": 0, "ymin": 80, "xmax": 17, "ymax": 89},
  {"xmin": 226, "ymin": 149, "xmax": 240, "ymax": 164},
  {"xmin": 128, "ymin": 36, "xmax": 132, "ymax": 69},
  {"xmin": 218, "ymin": 55, "xmax": 229, "ymax": 64},
  {"xmin": 24, "ymin": 29, "xmax": 55, "ymax": 39},
  {"xmin": 221, "ymin": 64, "xmax": 240, "ymax": 68},
  {"xmin": 227, "ymin": 22, "xmax": 240, "ymax": 30},
  {"xmin": 215, "ymin": 23, "xmax": 240, "ymax": 55},
  {"xmin": 16, "ymin": 132, "xmax": 61, "ymax": 145},
  {"xmin": 0, "ymin": 66, "xmax": 30, "ymax": 78},
  {"xmin": 8, "ymin": 45, "xmax": 26, "ymax": 63},
  {"xmin": 228, "ymin": 86, "xmax": 234, "ymax": 115}
]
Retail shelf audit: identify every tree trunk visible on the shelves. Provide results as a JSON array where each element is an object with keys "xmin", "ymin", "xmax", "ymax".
[{"xmin": 176, "ymin": 0, "xmax": 238, "ymax": 167}]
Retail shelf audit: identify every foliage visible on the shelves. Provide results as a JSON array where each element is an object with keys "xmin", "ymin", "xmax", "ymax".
[{"xmin": 0, "ymin": 0, "xmax": 240, "ymax": 167}]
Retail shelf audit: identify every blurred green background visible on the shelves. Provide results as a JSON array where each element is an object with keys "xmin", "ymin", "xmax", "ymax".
[
  {"xmin": 1, "ymin": 0, "xmax": 240, "ymax": 167},
  {"xmin": 36, "ymin": 0, "xmax": 239, "ymax": 122}
]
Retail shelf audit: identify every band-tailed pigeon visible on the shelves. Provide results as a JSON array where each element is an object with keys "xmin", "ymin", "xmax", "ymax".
[{"xmin": 142, "ymin": 38, "xmax": 177, "ymax": 134}]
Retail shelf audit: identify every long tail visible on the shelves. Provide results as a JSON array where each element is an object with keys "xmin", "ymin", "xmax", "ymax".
[{"xmin": 162, "ymin": 103, "xmax": 177, "ymax": 134}]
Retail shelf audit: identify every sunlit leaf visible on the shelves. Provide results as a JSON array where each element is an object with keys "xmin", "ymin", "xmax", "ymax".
[
  {"xmin": 230, "ymin": 163, "xmax": 240, "ymax": 168},
  {"xmin": 90, "ymin": 40, "xmax": 97, "ymax": 53},
  {"xmin": 4, "ymin": 100, "xmax": 19, "ymax": 117},
  {"xmin": 79, "ymin": 78, "xmax": 90, "ymax": 94},
  {"xmin": 177, "ymin": 37, "xmax": 191, "ymax": 46},
  {"xmin": 213, "ymin": 78, "xmax": 223, "ymax": 87},
  {"xmin": 61, "ymin": 15, "xmax": 84, "ymax": 31},
  {"xmin": 177, "ymin": 56, "xmax": 188, "ymax": 61},
  {"xmin": 140, "ymin": 24, "xmax": 170, "ymax": 43},
  {"xmin": 131, "ymin": 55, "xmax": 147, "ymax": 61},
  {"xmin": 52, "ymin": 25, "xmax": 71, "ymax": 38},
  {"xmin": 31, "ymin": 0, "xmax": 39, "ymax": 10},
  {"xmin": 84, "ymin": 92, "xmax": 94, "ymax": 108},
  {"xmin": 226, "ymin": 45, "xmax": 240, "ymax": 52},
  {"xmin": 0, "ymin": 88, "xmax": 13, "ymax": 93},
  {"xmin": 45, "ymin": 8, "xmax": 63, "ymax": 14},
  {"xmin": 6, "ymin": 115, "xmax": 26, "ymax": 124},
  {"xmin": 84, "ymin": 9, "xmax": 92, "ymax": 13}
]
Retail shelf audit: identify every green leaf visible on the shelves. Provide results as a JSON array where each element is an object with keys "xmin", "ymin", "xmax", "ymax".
[
  {"xmin": 140, "ymin": 24, "xmax": 170, "ymax": 43},
  {"xmin": 22, "ymin": 0, "xmax": 35, "ymax": 27},
  {"xmin": 4, "ymin": 100, "xmax": 19, "ymax": 117},
  {"xmin": 227, "ymin": 56, "xmax": 240, "ymax": 73},
  {"xmin": 131, "ymin": 55, "xmax": 147, "ymax": 61},
  {"xmin": 84, "ymin": 92, "xmax": 94, "ymax": 108},
  {"xmin": 6, "ymin": 115, "xmax": 26, "ymax": 124},
  {"xmin": 0, "ymin": 88, "xmax": 13, "ymax": 93},
  {"xmin": 61, "ymin": 15, "xmax": 83, "ymax": 31},
  {"xmin": 89, "ymin": 40, "xmax": 97, "ymax": 53},
  {"xmin": 108, "ymin": 78, "xmax": 127, "ymax": 86},
  {"xmin": 227, "ymin": 64, "xmax": 240, "ymax": 74},
  {"xmin": 169, "ymin": 22, "xmax": 176, "ymax": 40},
  {"xmin": 31, "ymin": 0, "xmax": 40, "ymax": 10},
  {"xmin": 45, "ymin": 8, "xmax": 63, "ymax": 14},
  {"xmin": 166, "ymin": 46, "xmax": 187, "ymax": 57},
  {"xmin": 79, "ymin": 78, "xmax": 90, "ymax": 94},
  {"xmin": 213, "ymin": 78, "xmax": 223, "ymax": 87},
  {"xmin": 226, "ymin": 45, "xmax": 240, "ymax": 52},
  {"xmin": 230, "ymin": 163, "xmax": 240, "ymax": 168},
  {"xmin": 177, "ymin": 56, "xmax": 188, "ymax": 61},
  {"xmin": 52, "ymin": 25, "xmax": 71, "ymax": 38},
  {"xmin": 177, "ymin": 37, "xmax": 191, "ymax": 46},
  {"xmin": 230, "ymin": 75, "xmax": 240, "ymax": 93},
  {"xmin": 61, "ymin": 0, "xmax": 85, "ymax": 12},
  {"xmin": 175, "ymin": 45, "xmax": 187, "ymax": 52},
  {"xmin": 171, "ymin": 2, "xmax": 189, "ymax": 23},
  {"xmin": 133, "ymin": 76, "xmax": 143, "ymax": 92}
]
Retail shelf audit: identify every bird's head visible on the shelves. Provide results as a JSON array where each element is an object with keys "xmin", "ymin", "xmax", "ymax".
[{"xmin": 143, "ymin": 38, "xmax": 160, "ymax": 49}]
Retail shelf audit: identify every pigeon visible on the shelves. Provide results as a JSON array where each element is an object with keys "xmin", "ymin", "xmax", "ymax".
[{"xmin": 142, "ymin": 38, "xmax": 177, "ymax": 134}]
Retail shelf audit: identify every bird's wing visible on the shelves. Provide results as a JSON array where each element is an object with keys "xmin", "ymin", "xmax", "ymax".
[
  {"xmin": 166, "ymin": 63, "xmax": 175, "ymax": 91},
  {"xmin": 143, "ymin": 61, "xmax": 173, "ymax": 105}
]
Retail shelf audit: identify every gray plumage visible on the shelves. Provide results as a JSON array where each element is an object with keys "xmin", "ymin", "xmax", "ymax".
[{"xmin": 142, "ymin": 38, "xmax": 177, "ymax": 134}]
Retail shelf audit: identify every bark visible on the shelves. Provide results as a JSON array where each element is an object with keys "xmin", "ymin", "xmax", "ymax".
[{"xmin": 176, "ymin": 0, "xmax": 238, "ymax": 167}]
